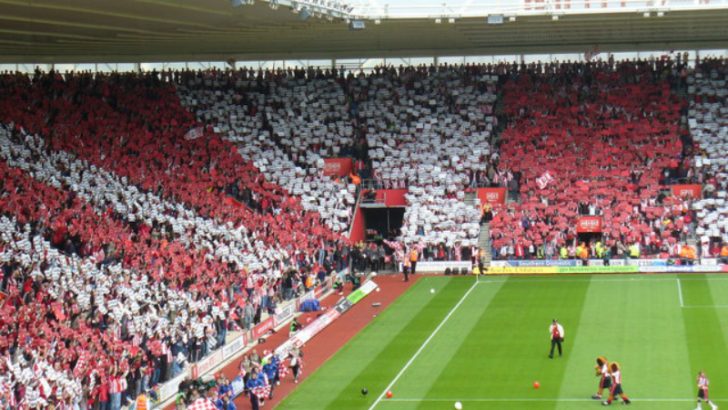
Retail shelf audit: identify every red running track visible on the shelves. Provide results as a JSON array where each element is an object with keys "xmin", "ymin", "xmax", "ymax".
[{"xmin": 169, "ymin": 274, "xmax": 417, "ymax": 409}]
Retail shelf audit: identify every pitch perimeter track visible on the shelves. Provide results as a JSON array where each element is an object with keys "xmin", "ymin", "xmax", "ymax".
[{"xmin": 231, "ymin": 274, "xmax": 418, "ymax": 409}]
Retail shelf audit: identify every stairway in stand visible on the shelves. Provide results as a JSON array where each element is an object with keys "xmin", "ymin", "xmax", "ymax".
[{"xmin": 478, "ymin": 222, "xmax": 492, "ymax": 267}]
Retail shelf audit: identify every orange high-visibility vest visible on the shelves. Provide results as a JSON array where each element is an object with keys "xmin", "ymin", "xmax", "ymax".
[
  {"xmin": 136, "ymin": 395, "xmax": 148, "ymax": 410},
  {"xmin": 409, "ymin": 250, "xmax": 418, "ymax": 262},
  {"xmin": 686, "ymin": 246, "xmax": 696, "ymax": 260}
]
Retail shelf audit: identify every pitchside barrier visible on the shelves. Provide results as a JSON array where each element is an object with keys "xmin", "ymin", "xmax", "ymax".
[
  {"xmin": 401, "ymin": 259, "xmax": 728, "ymax": 274},
  {"xmin": 153, "ymin": 271, "xmax": 340, "ymax": 407},
  {"xmin": 228, "ymin": 279, "xmax": 379, "ymax": 401}
]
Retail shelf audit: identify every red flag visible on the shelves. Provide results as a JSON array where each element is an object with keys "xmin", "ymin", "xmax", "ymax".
[{"xmin": 51, "ymin": 302, "xmax": 66, "ymax": 321}]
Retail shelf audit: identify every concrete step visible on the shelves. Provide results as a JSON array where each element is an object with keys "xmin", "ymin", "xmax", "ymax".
[{"xmin": 478, "ymin": 222, "xmax": 492, "ymax": 267}]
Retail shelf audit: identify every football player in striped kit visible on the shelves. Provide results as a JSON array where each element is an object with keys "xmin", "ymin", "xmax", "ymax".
[
  {"xmin": 602, "ymin": 362, "xmax": 631, "ymax": 406},
  {"xmin": 592, "ymin": 356, "xmax": 612, "ymax": 400},
  {"xmin": 696, "ymin": 371, "xmax": 718, "ymax": 410}
]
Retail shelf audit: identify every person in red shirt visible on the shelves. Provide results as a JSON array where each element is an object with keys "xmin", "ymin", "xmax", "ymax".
[{"xmin": 96, "ymin": 375, "xmax": 110, "ymax": 410}]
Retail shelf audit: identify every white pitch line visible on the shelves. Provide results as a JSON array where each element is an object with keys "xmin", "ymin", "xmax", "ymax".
[
  {"xmin": 382, "ymin": 397, "xmax": 726, "ymax": 403},
  {"xmin": 683, "ymin": 305, "xmax": 728, "ymax": 308},
  {"xmin": 677, "ymin": 278, "xmax": 685, "ymax": 307},
  {"xmin": 368, "ymin": 280, "xmax": 480, "ymax": 410}
]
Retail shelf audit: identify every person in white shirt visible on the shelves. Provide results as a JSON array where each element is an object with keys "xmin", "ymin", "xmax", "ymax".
[
  {"xmin": 592, "ymin": 356, "xmax": 612, "ymax": 400},
  {"xmin": 548, "ymin": 319, "xmax": 564, "ymax": 359},
  {"xmin": 602, "ymin": 362, "xmax": 630, "ymax": 406}
]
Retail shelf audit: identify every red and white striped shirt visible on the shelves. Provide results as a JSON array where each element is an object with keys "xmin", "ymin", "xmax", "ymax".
[
  {"xmin": 699, "ymin": 375, "xmax": 709, "ymax": 390},
  {"xmin": 108, "ymin": 376, "xmax": 127, "ymax": 394}
]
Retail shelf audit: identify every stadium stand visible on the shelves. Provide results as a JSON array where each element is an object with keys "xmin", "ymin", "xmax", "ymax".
[
  {"xmin": 176, "ymin": 68, "xmax": 358, "ymax": 234},
  {"xmin": 687, "ymin": 58, "xmax": 728, "ymax": 256},
  {"xmin": 0, "ymin": 71, "xmax": 341, "ymax": 252},
  {"xmin": 1, "ymin": 56, "xmax": 727, "ymax": 407},
  {"xmin": 0, "ymin": 71, "xmax": 346, "ymax": 408},
  {"xmin": 179, "ymin": 65, "xmax": 503, "ymax": 254},
  {"xmin": 490, "ymin": 59, "xmax": 692, "ymax": 259},
  {"xmin": 360, "ymin": 65, "xmax": 500, "ymax": 251}
]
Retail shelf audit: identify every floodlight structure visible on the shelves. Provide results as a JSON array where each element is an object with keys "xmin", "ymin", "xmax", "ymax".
[
  {"xmin": 350, "ymin": 19, "xmax": 366, "ymax": 30},
  {"xmin": 299, "ymin": 7, "xmax": 312, "ymax": 20},
  {"xmin": 486, "ymin": 15, "xmax": 504, "ymax": 25}
]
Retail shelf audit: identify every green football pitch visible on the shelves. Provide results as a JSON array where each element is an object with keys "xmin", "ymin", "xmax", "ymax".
[{"xmin": 277, "ymin": 274, "xmax": 728, "ymax": 409}]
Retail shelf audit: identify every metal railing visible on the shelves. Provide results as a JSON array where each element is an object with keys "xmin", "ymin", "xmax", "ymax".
[{"xmin": 340, "ymin": 0, "xmax": 728, "ymax": 19}]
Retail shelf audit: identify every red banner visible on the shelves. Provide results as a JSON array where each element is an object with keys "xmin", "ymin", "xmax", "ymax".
[
  {"xmin": 323, "ymin": 158, "xmax": 353, "ymax": 177},
  {"xmin": 251, "ymin": 316, "xmax": 275, "ymax": 341},
  {"xmin": 476, "ymin": 187, "xmax": 507, "ymax": 205},
  {"xmin": 349, "ymin": 205, "xmax": 365, "ymax": 243},
  {"xmin": 375, "ymin": 189, "xmax": 407, "ymax": 207},
  {"xmin": 671, "ymin": 185, "xmax": 702, "ymax": 199},
  {"xmin": 576, "ymin": 216, "xmax": 603, "ymax": 233}
]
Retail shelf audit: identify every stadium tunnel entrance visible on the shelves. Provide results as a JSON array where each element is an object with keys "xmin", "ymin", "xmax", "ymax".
[
  {"xmin": 577, "ymin": 232, "xmax": 603, "ymax": 247},
  {"xmin": 362, "ymin": 207, "xmax": 404, "ymax": 242}
]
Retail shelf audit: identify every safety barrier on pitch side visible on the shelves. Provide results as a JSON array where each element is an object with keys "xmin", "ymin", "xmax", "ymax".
[
  {"xmin": 639, "ymin": 265, "xmax": 727, "ymax": 273},
  {"xmin": 274, "ymin": 279, "xmax": 379, "ymax": 359},
  {"xmin": 486, "ymin": 266, "xmax": 559, "ymax": 275},
  {"xmin": 398, "ymin": 261, "xmax": 472, "ymax": 272},
  {"xmin": 486, "ymin": 266, "xmax": 639, "ymax": 275},
  {"xmin": 487, "ymin": 265, "xmax": 728, "ymax": 275},
  {"xmin": 492, "ymin": 259, "xmax": 673, "ymax": 267},
  {"xmin": 156, "ymin": 273, "xmax": 339, "ymax": 404},
  {"xmin": 491, "ymin": 260, "xmax": 578, "ymax": 267}
]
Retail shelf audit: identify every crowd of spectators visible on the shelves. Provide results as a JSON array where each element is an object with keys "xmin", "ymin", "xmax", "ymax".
[
  {"xmin": 687, "ymin": 57, "xmax": 728, "ymax": 256},
  {"xmin": 3, "ymin": 55, "xmax": 728, "ymax": 409},
  {"xmin": 489, "ymin": 57, "xmax": 695, "ymax": 259},
  {"xmin": 0, "ymin": 70, "xmax": 347, "ymax": 409},
  {"xmin": 176, "ymin": 64, "xmax": 508, "ymax": 253},
  {"xmin": 175, "ymin": 68, "xmax": 362, "ymax": 233},
  {"xmin": 358, "ymin": 64, "xmax": 500, "ymax": 250}
]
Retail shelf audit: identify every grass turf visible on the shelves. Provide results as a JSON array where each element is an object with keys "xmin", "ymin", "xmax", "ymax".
[{"xmin": 276, "ymin": 274, "xmax": 728, "ymax": 409}]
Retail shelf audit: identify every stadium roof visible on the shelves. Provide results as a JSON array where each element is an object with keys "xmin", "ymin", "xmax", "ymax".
[{"xmin": 1, "ymin": 0, "xmax": 728, "ymax": 63}]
